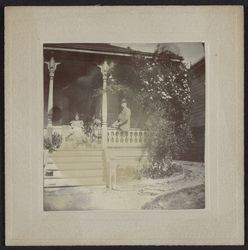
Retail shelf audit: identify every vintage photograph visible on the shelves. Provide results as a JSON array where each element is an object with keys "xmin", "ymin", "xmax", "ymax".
[
  {"xmin": 43, "ymin": 43, "xmax": 205, "ymax": 210},
  {"xmin": 5, "ymin": 6, "xmax": 243, "ymax": 245}
]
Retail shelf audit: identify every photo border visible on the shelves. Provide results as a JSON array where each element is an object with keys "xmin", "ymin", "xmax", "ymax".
[{"xmin": 4, "ymin": 5, "xmax": 244, "ymax": 246}]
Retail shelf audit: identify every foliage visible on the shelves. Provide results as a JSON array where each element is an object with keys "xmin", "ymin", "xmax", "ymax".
[
  {"xmin": 76, "ymin": 116, "xmax": 102, "ymax": 144},
  {"xmin": 93, "ymin": 60, "xmax": 140, "ymax": 103},
  {"xmin": 143, "ymin": 160, "xmax": 183, "ymax": 179},
  {"xmin": 130, "ymin": 51, "xmax": 194, "ymax": 177},
  {"xmin": 143, "ymin": 113, "xmax": 192, "ymax": 168},
  {"xmin": 98, "ymin": 48, "xmax": 194, "ymax": 177},
  {"xmin": 132, "ymin": 52, "xmax": 192, "ymax": 117},
  {"xmin": 44, "ymin": 132, "xmax": 63, "ymax": 152}
]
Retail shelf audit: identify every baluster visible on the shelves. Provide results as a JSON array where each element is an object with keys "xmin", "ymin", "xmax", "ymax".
[
  {"xmin": 130, "ymin": 131, "xmax": 133, "ymax": 144},
  {"xmin": 109, "ymin": 130, "xmax": 111, "ymax": 144},
  {"xmin": 125, "ymin": 131, "xmax": 128, "ymax": 144},
  {"xmin": 139, "ymin": 131, "xmax": 142, "ymax": 144},
  {"xmin": 120, "ymin": 131, "xmax": 124, "ymax": 143},
  {"xmin": 128, "ymin": 131, "xmax": 131, "ymax": 144},
  {"xmin": 134, "ymin": 131, "xmax": 138, "ymax": 143},
  {"xmin": 115, "ymin": 131, "xmax": 119, "ymax": 144},
  {"xmin": 111, "ymin": 130, "xmax": 114, "ymax": 144},
  {"xmin": 118, "ymin": 130, "xmax": 121, "ymax": 144},
  {"xmin": 119, "ymin": 130, "xmax": 121, "ymax": 144}
]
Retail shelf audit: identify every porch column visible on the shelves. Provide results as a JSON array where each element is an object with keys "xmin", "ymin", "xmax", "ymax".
[
  {"xmin": 99, "ymin": 61, "xmax": 109, "ymax": 146},
  {"xmin": 45, "ymin": 57, "xmax": 60, "ymax": 141}
]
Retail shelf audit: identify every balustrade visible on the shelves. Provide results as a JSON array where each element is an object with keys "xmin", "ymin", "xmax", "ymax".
[
  {"xmin": 107, "ymin": 128, "xmax": 146, "ymax": 146},
  {"xmin": 44, "ymin": 126, "xmax": 146, "ymax": 147}
]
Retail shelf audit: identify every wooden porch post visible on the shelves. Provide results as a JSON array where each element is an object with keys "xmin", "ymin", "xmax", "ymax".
[
  {"xmin": 99, "ymin": 60, "xmax": 111, "ymax": 188},
  {"xmin": 99, "ymin": 61, "xmax": 109, "ymax": 146},
  {"xmin": 45, "ymin": 57, "xmax": 60, "ymax": 141}
]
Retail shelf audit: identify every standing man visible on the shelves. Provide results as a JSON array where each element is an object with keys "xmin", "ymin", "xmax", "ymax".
[{"xmin": 112, "ymin": 98, "xmax": 131, "ymax": 131}]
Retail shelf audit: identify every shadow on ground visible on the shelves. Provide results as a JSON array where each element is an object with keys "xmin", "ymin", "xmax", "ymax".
[{"xmin": 142, "ymin": 184, "xmax": 205, "ymax": 209}]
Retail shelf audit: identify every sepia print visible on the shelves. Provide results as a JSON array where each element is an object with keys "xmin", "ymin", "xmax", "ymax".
[{"xmin": 43, "ymin": 43, "xmax": 205, "ymax": 210}]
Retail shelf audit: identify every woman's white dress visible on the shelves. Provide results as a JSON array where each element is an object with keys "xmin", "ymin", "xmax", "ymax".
[{"xmin": 67, "ymin": 120, "xmax": 88, "ymax": 147}]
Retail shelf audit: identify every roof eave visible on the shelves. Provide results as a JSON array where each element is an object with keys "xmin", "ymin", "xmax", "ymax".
[{"xmin": 43, "ymin": 46, "xmax": 153, "ymax": 58}]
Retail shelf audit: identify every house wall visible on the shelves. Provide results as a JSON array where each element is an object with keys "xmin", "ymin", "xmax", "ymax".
[
  {"xmin": 181, "ymin": 126, "xmax": 205, "ymax": 162},
  {"xmin": 190, "ymin": 73, "xmax": 205, "ymax": 128},
  {"xmin": 178, "ymin": 58, "xmax": 205, "ymax": 162}
]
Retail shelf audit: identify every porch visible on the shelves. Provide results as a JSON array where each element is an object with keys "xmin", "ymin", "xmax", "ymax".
[
  {"xmin": 44, "ymin": 126, "xmax": 148, "ymax": 188},
  {"xmin": 43, "ymin": 45, "xmax": 149, "ymax": 188}
]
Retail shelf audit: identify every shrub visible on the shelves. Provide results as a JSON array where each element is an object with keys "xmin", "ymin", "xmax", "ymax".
[
  {"xmin": 130, "ymin": 49, "xmax": 193, "ymax": 178},
  {"xmin": 44, "ymin": 132, "xmax": 63, "ymax": 152},
  {"xmin": 98, "ymin": 46, "xmax": 194, "ymax": 178},
  {"xmin": 143, "ymin": 160, "xmax": 183, "ymax": 179}
]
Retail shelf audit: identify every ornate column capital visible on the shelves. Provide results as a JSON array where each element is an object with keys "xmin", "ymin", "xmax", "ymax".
[
  {"xmin": 99, "ymin": 61, "xmax": 109, "ymax": 78},
  {"xmin": 98, "ymin": 60, "xmax": 114, "ymax": 82},
  {"xmin": 45, "ymin": 57, "xmax": 61, "ymax": 78},
  {"xmin": 45, "ymin": 57, "xmax": 61, "ymax": 133}
]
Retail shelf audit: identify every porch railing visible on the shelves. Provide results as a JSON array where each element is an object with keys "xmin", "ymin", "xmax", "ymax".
[
  {"xmin": 107, "ymin": 128, "xmax": 146, "ymax": 147},
  {"xmin": 44, "ymin": 126, "xmax": 146, "ymax": 147}
]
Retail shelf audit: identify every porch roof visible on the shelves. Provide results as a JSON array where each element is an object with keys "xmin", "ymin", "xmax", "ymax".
[{"xmin": 44, "ymin": 43, "xmax": 183, "ymax": 60}]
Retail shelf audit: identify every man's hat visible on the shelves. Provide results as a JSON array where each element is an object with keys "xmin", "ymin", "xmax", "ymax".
[{"xmin": 121, "ymin": 98, "xmax": 127, "ymax": 103}]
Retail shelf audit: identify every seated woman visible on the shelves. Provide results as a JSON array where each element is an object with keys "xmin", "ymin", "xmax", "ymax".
[
  {"xmin": 66, "ymin": 113, "xmax": 89, "ymax": 147},
  {"xmin": 91, "ymin": 116, "xmax": 102, "ymax": 144}
]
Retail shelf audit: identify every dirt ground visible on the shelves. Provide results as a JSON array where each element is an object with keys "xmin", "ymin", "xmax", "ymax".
[{"xmin": 44, "ymin": 161, "xmax": 205, "ymax": 210}]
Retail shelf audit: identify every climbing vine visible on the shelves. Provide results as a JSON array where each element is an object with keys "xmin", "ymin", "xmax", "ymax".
[{"xmin": 98, "ymin": 49, "xmax": 194, "ymax": 177}]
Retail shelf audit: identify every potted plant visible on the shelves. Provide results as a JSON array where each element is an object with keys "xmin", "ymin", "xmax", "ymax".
[{"xmin": 43, "ymin": 132, "xmax": 63, "ymax": 167}]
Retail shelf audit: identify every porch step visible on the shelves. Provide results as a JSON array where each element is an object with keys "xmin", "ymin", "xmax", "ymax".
[
  {"xmin": 44, "ymin": 169, "xmax": 104, "ymax": 179},
  {"xmin": 45, "ymin": 162, "xmax": 104, "ymax": 170},
  {"xmin": 51, "ymin": 149, "xmax": 103, "ymax": 157},
  {"xmin": 44, "ymin": 147, "xmax": 148, "ymax": 187},
  {"xmin": 44, "ymin": 177, "xmax": 105, "ymax": 187},
  {"xmin": 48, "ymin": 156, "xmax": 103, "ymax": 164},
  {"xmin": 60, "ymin": 143, "xmax": 102, "ymax": 151},
  {"xmin": 45, "ymin": 148, "xmax": 106, "ymax": 187}
]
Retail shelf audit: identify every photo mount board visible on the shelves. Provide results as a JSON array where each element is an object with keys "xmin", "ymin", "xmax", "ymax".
[{"xmin": 5, "ymin": 6, "xmax": 244, "ymax": 245}]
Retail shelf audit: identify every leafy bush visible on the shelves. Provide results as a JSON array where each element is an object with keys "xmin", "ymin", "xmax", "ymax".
[
  {"xmin": 131, "ymin": 49, "xmax": 193, "ymax": 177},
  {"xmin": 97, "ymin": 46, "xmax": 194, "ymax": 178},
  {"xmin": 142, "ymin": 160, "xmax": 183, "ymax": 179},
  {"xmin": 141, "ymin": 113, "xmax": 192, "ymax": 177},
  {"xmin": 44, "ymin": 132, "xmax": 63, "ymax": 152}
]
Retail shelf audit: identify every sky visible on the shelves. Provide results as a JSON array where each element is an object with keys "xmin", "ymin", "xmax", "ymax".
[{"xmin": 112, "ymin": 43, "xmax": 205, "ymax": 67}]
